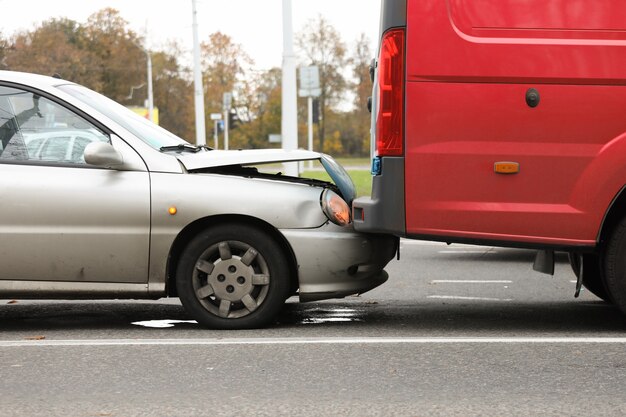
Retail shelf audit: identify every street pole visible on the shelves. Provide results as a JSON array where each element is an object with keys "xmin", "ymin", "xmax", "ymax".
[
  {"xmin": 282, "ymin": 0, "xmax": 299, "ymax": 176},
  {"xmin": 147, "ymin": 51, "xmax": 154, "ymax": 123},
  {"xmin": 214, "ymin": 120, "xmax": 218, "ymax": 149},
  {"xmin": 224, "ymin": 109, "xmax": 229, "ymax": 150},
  {"xmin": 308, "ymin": 96, "xmax": 313, "ymax": 169},
  {"xmin": 299, "ymin": 66, "xmax": 320, "ymax": 169},
  {"xmin": 223, "ymin": 92, "xmax": 232, "ymax": 151},
  {"xmin": 192, "ymin": 0, "xmax": 206, "ymax": 146}
]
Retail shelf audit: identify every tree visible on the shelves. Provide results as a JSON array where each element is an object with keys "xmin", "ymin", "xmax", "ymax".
[
  {"xmin": 349, "ymin": 33, "xmax": 374, "ymax": 156},
  {"xmin": 5, "ymin": 18, "xmax": 102, "ymax": 88},
  {"xmin": 151, "ymin": 43, "xmax": 195, "ymax": 142},
  {"xmin": 235, "ymin": 68, "xmax": 283, "ymax": 149},
  {"xmin": 2, "ymin": 10, "xmax": 195, "ymax": 142},
  {"xmin": 296, "ymin": 15, "xmax": 348, "ymax": 153},
  {"xmin": 0, "ymin": 33, "xmax": 10, "ymax": 70},
  {"xmin": 201, "ymin": 32, "xmax": 253, "ymax": 129},
  {"xmin": 84, "ymin": 8, "xmax": 145, "ymax": 103}
]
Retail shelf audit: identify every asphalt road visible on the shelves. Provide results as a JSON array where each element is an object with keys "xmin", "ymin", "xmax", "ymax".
[{"xmin": 1, "ymin": 240, "xmax": 626, "ymax": 416}]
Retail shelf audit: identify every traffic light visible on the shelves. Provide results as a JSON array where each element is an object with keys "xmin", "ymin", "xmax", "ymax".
[
  {"xmin": 228, "ymin": 110, "xmax": 240, "ymax": 130},
  {"xmin": 312, "ymin": 98, "xmax": 320, "ymax": 124}
]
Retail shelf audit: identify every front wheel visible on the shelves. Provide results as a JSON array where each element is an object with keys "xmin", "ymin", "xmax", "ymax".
[
  {"xmin": 176, "ymin": 224, "xmax": 291, "ymax": 329},
  {"xmin": 603, "ymin": 216, "xmax": 626, "ymax": 313}
]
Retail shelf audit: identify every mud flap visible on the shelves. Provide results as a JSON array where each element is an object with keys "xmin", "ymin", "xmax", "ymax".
[{"xmin": 533, "ymin": 250, "xmax": 555, "ymax": 275}]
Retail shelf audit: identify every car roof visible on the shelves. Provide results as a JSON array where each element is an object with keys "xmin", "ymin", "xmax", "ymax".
[{"xmin": 0, "ymin": 70, "xmax": 75, "ymax": 91}]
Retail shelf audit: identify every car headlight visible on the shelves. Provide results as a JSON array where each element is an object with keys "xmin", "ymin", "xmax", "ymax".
[{"xmin": 321, "ymin": 189, "xmax": 351, "ymax": 226}]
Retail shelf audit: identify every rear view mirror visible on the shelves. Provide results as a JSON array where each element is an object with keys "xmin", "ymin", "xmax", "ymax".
[{"xmin": 84, "ymin": 142, "xmax": 124, "ymax": 168}]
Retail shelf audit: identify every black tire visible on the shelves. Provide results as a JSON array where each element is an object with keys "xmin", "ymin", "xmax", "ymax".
[
  {"xmin": 604, "ymin": 217, "xmax": 626, "ymax": 313},
  {"xmin": 176, "ymin": 224, "xmax": 291, "ymax": 329},
  {"xmin": 569, "ymin": 253, "xmax": 612, "ymax": 303}
]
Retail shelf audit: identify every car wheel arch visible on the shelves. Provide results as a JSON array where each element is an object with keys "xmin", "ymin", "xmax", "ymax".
[{"xmin": 165, "ymin": 214, "xmax": 299, "ymax": 298}]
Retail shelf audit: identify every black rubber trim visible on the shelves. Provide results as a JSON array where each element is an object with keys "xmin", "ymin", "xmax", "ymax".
[
  {"xmin": 404, "ymin": 233, "xmax": 597, "ymax": 253},
  {"xmin": 380, "ymin": 0, "xmax": 407, "ymax": 38}
]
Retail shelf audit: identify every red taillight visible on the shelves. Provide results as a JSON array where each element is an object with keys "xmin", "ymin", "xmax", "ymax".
[{"xmin": 376, "ymin": 28, "xmax": 405, "ymax": 157}]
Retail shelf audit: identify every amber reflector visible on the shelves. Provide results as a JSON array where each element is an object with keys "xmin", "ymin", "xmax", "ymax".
[{"xmin": 494, "ymin": 162, "xmax": 520, "ymax": 175}]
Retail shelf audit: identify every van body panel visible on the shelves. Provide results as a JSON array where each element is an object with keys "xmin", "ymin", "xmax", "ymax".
[
  {"xmin": 397, "ymin": 0, "xmax": 626, "ymax": 246},
  {"xmin": 407, "ymin": 1, "xmax": 626, "ymax": 85},
  {"xmin": 449, "ymin": 0, "xmax": 626, "ymax": 41}
]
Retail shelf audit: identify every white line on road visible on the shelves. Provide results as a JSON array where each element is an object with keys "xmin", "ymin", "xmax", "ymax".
[
  {"xmin": 430, "ymin": 280, "xmax": 513, "ymax": 284},
  {"xmin": 428, "ymin": 295, "xmax": 513, "ymax": 301},
  {"xmin": 1, "ymin": 337, "xmax": 626, "ymax": 347}
]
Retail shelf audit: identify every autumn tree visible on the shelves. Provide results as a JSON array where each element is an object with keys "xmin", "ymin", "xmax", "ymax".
[
  {"xmin": 233, "ymin": 68, "xmax": 283, "ymax": 149},
  {"xmin": 2, "ymin": 9, "xmax": 194, "ymax": 141},
  {"xmin": 5, "ymin": 18, "xmax": 102, "ymax": 88},
  {"xmin": 0, "ymin": 33, "xmax": 7, "ymax": 69},
  {"xmin": 348, "ymin": 33, "xmax": 374, "ymax": 156},
  {"xmin": 84, "ymin": 8, "xmax": 146, "ymax": 103},
  {"xmin": 296, "ymin": 15, "xmax": 348, "ymax": 153},
  {"xmin": 151, "ymin": 43, "xmax": 195, "ymax": 142},
  {"xmin": 200, "ymin": 32, "xmax": 254, "ymax": 146}
]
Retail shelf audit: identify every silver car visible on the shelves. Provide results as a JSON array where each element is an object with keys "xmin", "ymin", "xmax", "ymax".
[{"xmin": 0, "ymin": 71, "xmax": 396, "ymax": 329}]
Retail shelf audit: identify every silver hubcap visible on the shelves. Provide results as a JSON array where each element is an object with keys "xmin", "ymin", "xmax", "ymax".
[{"xmin": 192, "ymin": 240, "xmax": 270, "ymax": 319}]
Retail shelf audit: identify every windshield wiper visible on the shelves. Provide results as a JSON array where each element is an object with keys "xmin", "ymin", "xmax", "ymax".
[{"xmin": 160, "ymin": 144, "xmax": 203, "ymax": 153}]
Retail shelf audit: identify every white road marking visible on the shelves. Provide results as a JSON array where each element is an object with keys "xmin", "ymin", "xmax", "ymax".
[
  {"xmin": 132, "ymin": 320, "xmax": 197, "ymax": 328},
  {"xmin": 430, "ymin": 280, "xmax": 513, "ymax": 284},
  {"xmin": 1, "ymin": 337, "xmax": 626, "ymax": 347},
  {"xmin": 428, "ymin": 295, "xmax": 513, "ymax": 301}
]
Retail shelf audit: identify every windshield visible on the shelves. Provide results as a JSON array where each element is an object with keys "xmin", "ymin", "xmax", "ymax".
[{"xmin": 59, "ymin": 84, "xmax": 189, "ymax": 150}]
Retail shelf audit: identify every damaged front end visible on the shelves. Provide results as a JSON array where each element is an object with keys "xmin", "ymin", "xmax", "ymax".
[
  {"xmin": 177, "ymin": 149, "xmax": 357, "ymax": 210},
  {"xmin": 174, "ymin": 149, "xmax": 397, "ymax": 301}
]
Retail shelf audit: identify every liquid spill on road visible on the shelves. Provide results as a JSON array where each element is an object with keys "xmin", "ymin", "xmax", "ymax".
[
  {"xmin": 300, "ymin": 308, "xmax": 364, "ymax": 325},
  {"xmin": 132, "ymin": 319, "xmax": 197, "ymax": 328}
]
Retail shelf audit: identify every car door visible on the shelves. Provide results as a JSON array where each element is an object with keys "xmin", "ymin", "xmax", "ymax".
[{"xmin": 0, "ymin": 85, "xmax": 150, "ymax": 284}]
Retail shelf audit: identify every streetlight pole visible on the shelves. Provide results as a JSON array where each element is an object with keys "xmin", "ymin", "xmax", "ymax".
[
  {"xmin": 307, "ymin": 95, "xmax": 313, "ymax": 168},
  {"xmin": 214, "ymin": 120, "xmax": 219, "ymax": 149},
  {"xmin": 299, "ymin": 66, "xmax": 320, "ymax": 169},
  {"xmin": 282, "ymin": 0, "xmax": 299, "ymax": 176},
  {"xmin": 192, "ymin": 0, "xmax": 206, "ymax": 146},
  {"xmin": 146, "ymin": 51, "xmax": 154, "ymax": 123},
  {"xmin": 131, "ymin": 27, "xmax": 154, "ymax": 124}
]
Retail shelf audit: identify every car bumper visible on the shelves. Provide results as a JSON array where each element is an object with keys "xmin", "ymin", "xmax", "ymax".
[{"xmin": 280, "ymin": 223, "xmax": 397, "ymax": 302}]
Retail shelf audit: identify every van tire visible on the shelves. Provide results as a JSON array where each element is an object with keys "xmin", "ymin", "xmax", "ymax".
[
  {"xmin": 569, "ymin": 253, "xmax": 611, "ymax": 302},
  {"xmin": 603, "ymin": 217, "xmax": 626, "ymax": 313}
]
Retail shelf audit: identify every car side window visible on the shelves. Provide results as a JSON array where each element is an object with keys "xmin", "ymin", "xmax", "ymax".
[{"xmin": 0, "ymin": 85, "xmax": 109, "ymax": 164}]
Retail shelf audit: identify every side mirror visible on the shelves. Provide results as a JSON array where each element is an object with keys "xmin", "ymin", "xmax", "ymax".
[{"xmin": 84, "ymin": 142, "xmax": 124, "ymax": 168}]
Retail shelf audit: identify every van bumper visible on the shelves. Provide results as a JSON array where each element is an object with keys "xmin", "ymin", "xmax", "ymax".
[{"xmin": 352, "ymin": 156, "xmax": 406, "ymax": 236}]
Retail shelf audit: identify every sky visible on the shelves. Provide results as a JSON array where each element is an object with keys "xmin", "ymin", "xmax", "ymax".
[{"xmin": 3, "ymin": 0, "xmax": 382, "ymax": 70}]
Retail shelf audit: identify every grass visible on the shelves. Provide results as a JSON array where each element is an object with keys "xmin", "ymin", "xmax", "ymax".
[
  {"xmin": 255, "ymin": 157, "xmax": 374, "ymax": 197},
  {"xmin": 302, "ymin": 169, "xmax": 372, "ymax": 197},
  {"xmin": 334, "ymin": 157, "xmax": 371, "ymax": 168}
]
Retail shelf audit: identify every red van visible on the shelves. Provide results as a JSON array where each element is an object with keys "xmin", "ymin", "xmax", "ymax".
[{"xmin": 353, "ymin": 0, "xmax": 626, "ymax": 311}]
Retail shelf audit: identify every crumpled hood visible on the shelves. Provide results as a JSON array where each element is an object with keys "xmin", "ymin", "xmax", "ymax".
[
  {"xmin": 176, "ymin": 149, "xmax": 320, "ymax": 170},
  {"xmin": 176, "ymin": 149, "xmax": 357, "ymax": 205}
]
